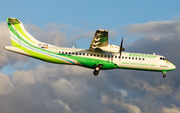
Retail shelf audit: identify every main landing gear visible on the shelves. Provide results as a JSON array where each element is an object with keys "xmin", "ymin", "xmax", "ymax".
[{"xmin": 93, "ymin": 64, "xmax": 103, "ymax": 76}]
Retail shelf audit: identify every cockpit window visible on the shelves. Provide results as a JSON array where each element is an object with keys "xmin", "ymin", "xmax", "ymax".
[
  {"xmin": 160, "ymin": 57, "xmax": 166, "ymax": 60},
  {"xmin": 163, "ymin": 58, "xmax": 166, "ymax": 60}
]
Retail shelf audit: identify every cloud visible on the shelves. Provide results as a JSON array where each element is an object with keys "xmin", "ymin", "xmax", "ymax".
[
  {"xmin": 100, "ymin": 94, "xmax": 142, "ymax": 113},
  {"xmin": 124, "ymin": 20, "xmax": 180, "ymax": 42},
  {"xmin": 25, "ymin": 24, "xmax": 69, "ymax": 47},
  {"xmin": 0, "ymin": 73, "xmax": 14, "ymax": 95},
  {"xmin": 11, "ymin": 70, "xmax": 35, "ymax": 86},
  {"xmin": 0, "ymin": 19, "xmax": 180, "ymax": 113},
  {"xmin": 159, "ymin": 103, "xmax": 180, "ymax": 113},
  {"xmin": 0, "ymin": 22, "xmax": 29, "ymax": 70}
]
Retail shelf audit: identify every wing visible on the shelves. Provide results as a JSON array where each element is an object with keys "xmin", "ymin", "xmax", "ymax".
[{"xmin": 89, "ymin": 30, "xmax": 108, "ymax": 51}]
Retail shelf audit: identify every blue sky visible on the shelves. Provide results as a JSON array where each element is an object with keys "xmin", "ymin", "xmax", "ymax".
[
  {"xmin": 1, "ymin": 0, "xmax": 180, "ymax": 28},
  {"xmin": 0, "ymin": 1, "xmax": 180, "ymax": 113}
]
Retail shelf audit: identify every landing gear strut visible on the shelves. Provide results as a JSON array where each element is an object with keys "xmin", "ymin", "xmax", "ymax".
[{"xmin": 93, "ymin": 64, "xmax": 103, "ymax": 76}]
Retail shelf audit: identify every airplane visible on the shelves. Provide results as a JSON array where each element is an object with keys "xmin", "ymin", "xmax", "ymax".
[{"xmin": 4, "ymin": 18, "xmax": 176, "ymax": 78}]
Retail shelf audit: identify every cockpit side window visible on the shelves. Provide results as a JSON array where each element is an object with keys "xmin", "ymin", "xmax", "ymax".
[
  {"xmin": 163, "ymin": 58, "xmax": 166, "ymax": 60},
  {"xmin": 160, "ymin": 57, "xmax": 166, "ymax": 60}
]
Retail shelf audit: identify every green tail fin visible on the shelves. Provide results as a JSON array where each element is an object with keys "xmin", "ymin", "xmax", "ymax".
[{"xmin": 7, "ymin": 18, "xmax": 40, "ymax": 47}]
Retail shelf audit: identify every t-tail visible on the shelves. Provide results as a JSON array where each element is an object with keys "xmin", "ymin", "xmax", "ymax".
[{"xmin": 4, "ymin": 18, "xmax": 41, "ymax": 56}]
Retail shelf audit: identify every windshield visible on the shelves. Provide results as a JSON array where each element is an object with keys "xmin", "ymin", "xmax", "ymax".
[{"xmin": 160, "ymin": 57, "xmax": 167, "ymax": 60}]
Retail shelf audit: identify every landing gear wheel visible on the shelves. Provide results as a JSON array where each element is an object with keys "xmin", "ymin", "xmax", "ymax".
[
  {"xmin": 93, "ymin": 71, "xmax": 99, "ymax": 76},
  {"xmin": 163, "ymin": 74, "xmax": 166, "ymax": 78}
]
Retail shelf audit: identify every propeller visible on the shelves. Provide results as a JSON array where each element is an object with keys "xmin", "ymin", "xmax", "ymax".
[{"xmin": 119, "ymin": 37, "xmax": 125, "ymax": 59}]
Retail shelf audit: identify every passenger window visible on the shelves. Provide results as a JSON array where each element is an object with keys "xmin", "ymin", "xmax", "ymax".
[
  {"xmin": 125, "ymin": 57, "xmax": 127, "ymax": 59},
  {"xmin": 135, "ymin": 58, "xmax": 137, "ymax": 60},
  {"xmin": 94, "ymin": 54, "xmax": 96, "ymax": 56},
  {"xmin": 160, "ymin": 57, "xmax": 162, "ymax": 60},
  {"xmin": 104, "ymin": 55, "xmax": 107, "ymax": 57},
  {"xmin": 97, "ymin": 54, "xmax": 99, "ymax": 57},
  {"xmin": 79, "ymin": 53, "xmax": 81, "ymax": 55},
  {"xmin": 76, "ymin": 53, "xmax": 78, "ymax": 55},
  {"xmin": 132, "ymin": 57, "xmax": 134, "ymax": 60},
  {"xmin": 62, "ymin": 52, "xmax": 64, "ymax": 54},
  {"xmin": 83, "ymin": 53, "xmax": 85, "ymax": 55},
  {"xmin": 122, "ymin": 56, "xmax": 124, "ymax": 59},
  {"xmin": 87, "ymin": 54, "xmax": 89, "ymax": 56},
  {"xmin": 108, "ymin": 55, "xmax": 110, "ymax": 58},
  {"xmin": 139, "ymin": 58, "xmax": 141, "ymax": 60},
  {"xmin": 101, "ymin": 55, "xmax": 103, "ymax": 57},
  {"xmin": 65, "ymin": 52, "xmax": 67, "ymax": 54},
  {"xmin": 59, "ymin": 51, "xmax": 61, "ymax": 54},
  {"xmin": 69, "ymin": 52, "xmax": 71, "ymax": 55},
  {"xmin": 111, "ymin": 55, "xmax": 113, "ymax": 58},
  {"xmin": 72, "ymin": 52, "xmax": 74, "ymax": 55},
  {"xmin": 90, "ymin": 54, "xmax": 92, "ymax": 56},
  {"xmin": 142, "ymin": 58, "xmax": 144, "ymax": 60},
  {"xmin": 129, "ymin": 57, "xmax": 131, "ymax": 59},
  {"xmin": 115, "ymin": 56, "xmax": 117, "ymax": 58}
]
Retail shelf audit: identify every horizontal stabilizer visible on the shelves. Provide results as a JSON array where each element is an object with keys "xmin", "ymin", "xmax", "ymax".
[{"xmin": 4, "ymin": 46, "xmax": 31, "ymax": 56}]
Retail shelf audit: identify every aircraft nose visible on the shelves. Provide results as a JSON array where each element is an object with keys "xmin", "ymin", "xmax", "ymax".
[{"xmin": 171, "ymin": 63, "xmax": 176, "ymax": 70}]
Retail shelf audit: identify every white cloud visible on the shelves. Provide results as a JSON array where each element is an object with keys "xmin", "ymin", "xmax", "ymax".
[
  {"xmin": 122, "ymin": 103, "xmax": 142, "ymax": 113},
  {"xmin": 0, "ymin": 73, "xmax": 14, "ymax": 95},
  {"xmin": 159, "ymin": 103, "xmax": 180, "ymax": 113},
  {"xmin": 100, "ymin": 94, "xmax": 142, "ymax": 113},
  {"xmin": 0, "ymin": 22, "xmax": 29, "ymax": 69},
  {"xmin": 0, "ymin": 19, "xmax": 180, "ymax": 113},
  {"xmin": 124, "ymin": 20, "xmax": 180, "ymax": 42},
  {"xmin": 11, "ymin": 70, "xmax": 35, "ymax": 86},
  {"xmin": 54, "ymin": 99, "xmax": 74, "ymax": 113},
  {"xmin": 126, "ymin": 78, "xmax": 173, "ymax": 98}
]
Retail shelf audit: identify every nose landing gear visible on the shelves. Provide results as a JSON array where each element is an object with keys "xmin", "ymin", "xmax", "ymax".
[
  {"xmin": 163, "ymin": 74, "xmax": 166, "ymax": 78},
  {"xmin": 93, "ymin": 64, "xmax": 103, "ymax": 76},
  {"xmin": 162, "ymin": 71, "xmax": 167, "ymax": 78}
]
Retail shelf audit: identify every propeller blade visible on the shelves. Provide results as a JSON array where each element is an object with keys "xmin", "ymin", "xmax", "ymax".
[{"xmin": 119, "ymin": 37, "xmax": 125, "ymax": 59}]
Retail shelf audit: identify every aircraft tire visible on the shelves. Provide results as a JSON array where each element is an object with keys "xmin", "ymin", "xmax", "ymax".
[
  {"xmin": 93, "ymin": 71, "xmax": 99, "ymax": 76},
  {"xmin": 163, "ymin": 74, "xmax": 166, "ymax": 78}
]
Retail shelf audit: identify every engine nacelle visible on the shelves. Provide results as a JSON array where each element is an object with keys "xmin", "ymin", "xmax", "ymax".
[{"xmin": 98, "ymin": 44, "xmax": 120, "ymax": 53}]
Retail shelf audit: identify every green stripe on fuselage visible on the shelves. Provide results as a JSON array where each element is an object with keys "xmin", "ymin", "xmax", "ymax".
[{"xmin": 11, "ymin": 40, "xmax": 66, "ymax": 64}]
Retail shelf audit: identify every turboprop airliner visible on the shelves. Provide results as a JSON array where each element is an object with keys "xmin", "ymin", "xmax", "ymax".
[{"xmin": 4, "ymin": 18, "xmax": 176, "ymax": 78}]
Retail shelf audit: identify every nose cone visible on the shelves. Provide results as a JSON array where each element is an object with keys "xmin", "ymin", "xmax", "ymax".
[
  {"xmin": 165, "ymin": 60, "xmax": 176, "ymax": 70},
  {"xmin": 172, "ymin": 64, "xmax": 176, "ymax": 70}
]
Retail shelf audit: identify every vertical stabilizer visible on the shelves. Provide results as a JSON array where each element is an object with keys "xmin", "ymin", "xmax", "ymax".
[{"xmin": 7, "ymin": 18, "xmax": 40, "ymax": 47}]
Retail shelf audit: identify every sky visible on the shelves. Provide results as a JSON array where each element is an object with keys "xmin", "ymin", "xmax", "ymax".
[{"xmin": 0, "ymin": 0, "xmax": 180, "ymax": 113}]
